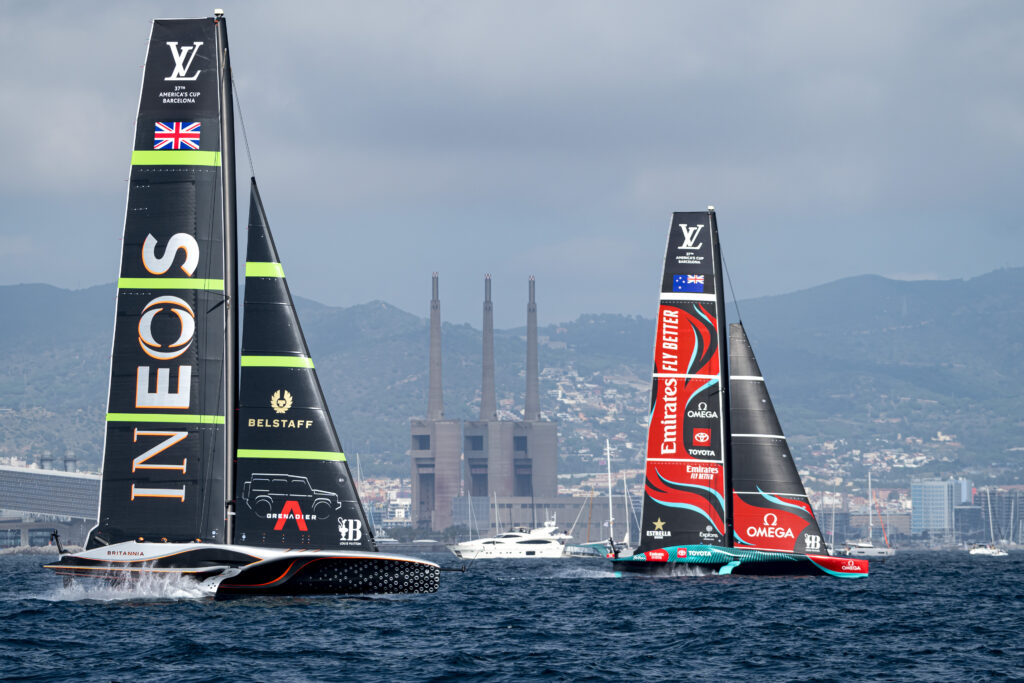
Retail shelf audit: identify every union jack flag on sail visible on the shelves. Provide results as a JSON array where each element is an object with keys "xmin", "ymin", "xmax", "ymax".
[{"xmin": 154, "ymin": 122, "xmax": 201, "ymax": 150}]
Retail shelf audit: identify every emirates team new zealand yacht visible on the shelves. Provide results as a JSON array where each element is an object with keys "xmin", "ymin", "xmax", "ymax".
[
  {"xmin": 44, "ymin": 13, "xmax": 439, "ymax": 595},
  {"xmin": 610, "ymin": 209, "xmax": 868, "ymax": 578}
]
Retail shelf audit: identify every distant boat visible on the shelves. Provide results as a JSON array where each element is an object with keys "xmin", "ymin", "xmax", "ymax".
[
  {"xmin": 968, "ymin": 544, "xmax": 1008, "ymax": 557},
  {"xmin": 968, "ymin": 489, "xmax": 1009, "ymax": 557},
  {"xmin": 44, "ymin": 13, "xmax": 439, "ymax": 596},
  {"xmin": 840, "ymin": 472, "xmax": 895, "ymax": 559},
  {"xmin": 610, "ymin": 209, "xmax": 868, "ymax": 578},
  {"xmin": 448, "ymin": 517, "xmax": 571, "ymax": 559}
]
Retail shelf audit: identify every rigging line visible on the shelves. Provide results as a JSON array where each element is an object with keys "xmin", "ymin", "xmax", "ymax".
[
  {"xmin": 231, "ymin": 71, "xmax": 256, "ymax": 178},
  {"xmin": 721, "ymin": 249, "xmax": 743, "ymax": 324}
]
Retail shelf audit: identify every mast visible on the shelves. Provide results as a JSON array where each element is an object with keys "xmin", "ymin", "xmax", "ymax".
[
  {"xmin": 987, "ymin": 488, "xmax": 996, "ymax": 544},
  {"xmin": 215, "ymin": 9, "xmax": 239, "ymax": 545},
  {"xmin": 867, "ymin": 472, "xmax": 873, "ymax": 543},
  {"xmin": 622, "ymin": 472, "xmax": 631, "ymax": 546},
  {"xmin": 708, "ymin": 207, "xmax": 733, "ymax": 544},
  {"xmin": 605, "ymin": 439, "xmax": 615, "ymax": 543}
]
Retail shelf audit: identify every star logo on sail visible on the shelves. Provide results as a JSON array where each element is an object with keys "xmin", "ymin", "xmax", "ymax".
[
  {"xmin": 647, "ymin": 517, "xmax": 672, "ymax": 539},
  {"xmin": 270, "ymin": 390, "xmax": 293, "ymax": 414}
]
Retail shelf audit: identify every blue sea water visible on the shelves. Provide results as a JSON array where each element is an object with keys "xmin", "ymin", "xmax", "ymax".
[{"xmin": 1, "ymin": 550, "xmax": 1021, "ymax": 682}]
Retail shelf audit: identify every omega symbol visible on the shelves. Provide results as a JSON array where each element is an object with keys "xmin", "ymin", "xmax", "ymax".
[
  {"xmin": 138, "ymin": 296, "xmax": 195, "ymax": 360},
  {"xmin": 763, "ymin": 512, "xmax": 778, "ymax": 527}
]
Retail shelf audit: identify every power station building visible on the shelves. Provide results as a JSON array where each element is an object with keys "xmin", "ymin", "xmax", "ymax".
[{"xmin": 410, "ymin": 274, "xmax": 558, "ymax": 531}]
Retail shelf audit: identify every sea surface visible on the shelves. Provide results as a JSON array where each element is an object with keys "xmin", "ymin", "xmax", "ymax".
[{"xmin": 1, "ymin": 550, "xmax": 1021, "ymax": 682}]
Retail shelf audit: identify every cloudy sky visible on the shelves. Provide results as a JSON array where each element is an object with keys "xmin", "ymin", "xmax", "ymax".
[{"xmin": 1, "ymin": 1, "xmax": 1021, "ymax": 326}]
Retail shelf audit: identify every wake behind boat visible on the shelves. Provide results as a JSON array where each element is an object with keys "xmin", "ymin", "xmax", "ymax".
[
  {"xmin": 44, "ymin": 13, "xmax": 438, "ymax": 596},
  {"xmin": 610, "ymin": 209, "xmax": 867, "ymax": 578}
]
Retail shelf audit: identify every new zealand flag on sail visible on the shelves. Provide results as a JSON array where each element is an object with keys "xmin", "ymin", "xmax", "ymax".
[
  {"xmin": 154, "ymin": 122, "xmax": 201, "ymax": 150},
  {"xmin": 673, "ymin": 274, "xmax": 705, "ymax": 293}
]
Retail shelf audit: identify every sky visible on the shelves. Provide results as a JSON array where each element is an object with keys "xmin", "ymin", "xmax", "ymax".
[{"xmin": 1, "ymin": 1, "xmax": 1022, "ymax": 327}]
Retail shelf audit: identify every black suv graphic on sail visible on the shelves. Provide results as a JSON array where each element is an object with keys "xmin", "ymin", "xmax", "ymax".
[{"xmin": 241, "ymin": 473, "xmax": 341, "ymax": 520}]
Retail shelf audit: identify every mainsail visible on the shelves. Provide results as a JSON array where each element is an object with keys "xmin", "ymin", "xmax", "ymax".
[
  {"xmin": 233, "ymin": 181, "xmax": 376, "ymax": 551},
  {"xmin": 729, "ymin": 323, "xmax": 826, "ymax": 554},
  {"xmin": 89, "ymin": 18, "xmax": 232, "ymax": 547},
  {"xmin": 636, "ymin": 210, "xmax": 731, "ymax": 552}
]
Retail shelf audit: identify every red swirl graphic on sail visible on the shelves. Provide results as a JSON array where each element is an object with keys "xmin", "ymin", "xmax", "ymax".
[
  {"xmin": 654, "ymin": 303, "xmax": 718, "ymax": 377},
  {"xmin": 640, "ymin": 300, "xmax": 727, "ymax": 547}
]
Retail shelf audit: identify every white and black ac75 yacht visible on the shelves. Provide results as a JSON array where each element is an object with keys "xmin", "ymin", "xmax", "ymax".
[{"xmin": 45, "ymin": 12, "xmax": 439, "ymax": 596}]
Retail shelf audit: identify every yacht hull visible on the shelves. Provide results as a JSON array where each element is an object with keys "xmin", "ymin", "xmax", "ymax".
[
  {"xmin": 43, "ymin": 541, "xmax": 440, "ymax": 596},
  {"xmin": 610, "ymin": 545, "xmax": 869, "ymax": 578}
]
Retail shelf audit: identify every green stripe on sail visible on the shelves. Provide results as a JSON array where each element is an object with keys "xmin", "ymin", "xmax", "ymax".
[
  {"xmin": 118, "ymin": 278, "xmax": 224, "ymax": 290},
  {"xmin": 106, "ymin": 413, "xmax": 225, "ymax": 424},
  {"xmin": 131, "ymin": 150, "xmax": 221, "ymax": 167},
  {"xmin": 240, "ymin": 356, "xmax": 314, "ymax": 368},
  {"xmin": 245, "ymin": 262, "xmax": 284, "ymax": 278},
  {"xmin": 236, "ymin": 449, "xmax": 346, "ymax": 461}
]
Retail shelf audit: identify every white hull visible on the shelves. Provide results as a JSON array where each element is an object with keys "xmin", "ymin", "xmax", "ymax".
[
  {"xmin": 968, "ymin": 545, "xmax": 1008, "ymax": 557},
  {"xmin": 841, "ymin": 543, "xmax": 896, "ymax": 559},
  {"xmin": 448, "ymin": 520, "xmax": 571, "ymax": 559}
]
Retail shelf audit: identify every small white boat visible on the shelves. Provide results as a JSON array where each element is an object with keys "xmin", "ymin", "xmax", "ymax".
[
  {"xmin": 448, "ymin": 519, "xmax": 571, "ymax": 559},
  {"xmin": 841, "ymin": 540, "xmax": 896, "ymax": 559},
  {"xmin": 968, "ymin": 544, "xmax": 1008, "ymax": 557}
]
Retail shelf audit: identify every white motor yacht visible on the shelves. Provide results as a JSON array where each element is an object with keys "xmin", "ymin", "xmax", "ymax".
[
  {"xmin": 448, "ymin": 519, "xmax": 572, "ymax": 559},
  {"xmin": 840, "ymin": 540, "xmax": 896, "ymax": 559}
]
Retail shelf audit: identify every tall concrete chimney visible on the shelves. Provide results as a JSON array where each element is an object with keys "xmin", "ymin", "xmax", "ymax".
[
  {"xmin": 427, "ymin": 272, "xmax": 444, "ymax": 420},
  {"xmin": 525, "ymin": 275, "xmax": 540, "ymax": 420},
  {"xmin": 480, "ymin": 274, "xmax": 497, "ymax": 420}
]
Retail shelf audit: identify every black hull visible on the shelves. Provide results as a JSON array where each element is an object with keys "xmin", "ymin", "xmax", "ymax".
[{"xmin": 217, "ymin": 556, "xmax": 440, "ymax": 596}]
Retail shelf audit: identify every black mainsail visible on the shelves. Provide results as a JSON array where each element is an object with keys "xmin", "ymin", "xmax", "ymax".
[
  {"xmin": 636, "ymin": 210, "xmax": 731, "ymax": 552},
  {"xmin": 233, "ymin": 181, "xmax": 376, "ymax": 551},
  {"xmin": 729, "ymin": 323, "xmax": 826, "ymax": 554},
  {"xmin": 89, "ymin": 18, "xmax": 232, "ymax": 547}
]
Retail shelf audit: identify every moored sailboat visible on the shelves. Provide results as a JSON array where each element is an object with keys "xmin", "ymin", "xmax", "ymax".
[
  {"xmin": 610, "ymin": 209, "xmax": 868, "ymax": 578},
  {"xmin": 44, "ymin": 13, "xmax": 439, "ymax": 595}
]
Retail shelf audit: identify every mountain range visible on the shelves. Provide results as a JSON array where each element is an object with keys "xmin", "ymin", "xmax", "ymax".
[{"xmin": 1, "ymin": 268, "xmax": 1021, "ymax": 480}]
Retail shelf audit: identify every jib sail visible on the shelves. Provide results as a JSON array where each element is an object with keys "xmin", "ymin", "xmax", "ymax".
[
  {"xmin": 233, "ymin": 180, "xmax": 376, "ymax": 551},
  {"xmin": 636, "ymin": 210, "xmax": 731, "ymax": 552},
  {"xmin": 729, "ymin": 323, "xmax": 826, "ymax": 554},
  {"xmin": 88, "ymin": 18, "xmax": 232, "ymax": 547}
]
